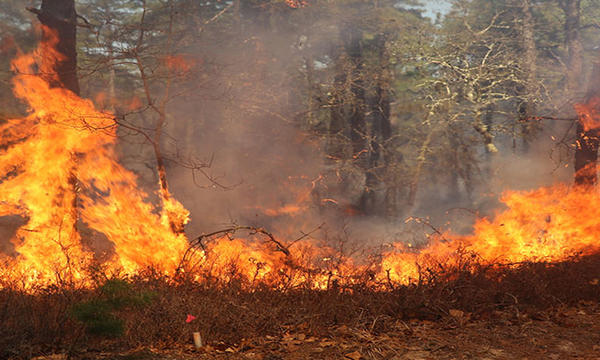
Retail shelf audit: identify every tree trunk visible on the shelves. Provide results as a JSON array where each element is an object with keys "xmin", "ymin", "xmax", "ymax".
[
  {"xmin": 30, "ymin": 0, "xmax": 80, "ymax": 95},
  {"xmin": 518, "ymin": 0, "xmax": 538, "ymax": 151},
  {"xmin": 562, "ymin": 0, "xmax": 599, "ymax": 187},
  {"xmin": 359, "ymin": 33, "xmax": 391, "ymax": 215},
  {"xmin": 574, "ymin": 123, "xmax": 599, "ymax": 186},
  {"xmin": 28, "ymin": 0, "xmax": 80, "ymax": 235},
  {"xmin": 574, "ymin": 59, "xmax": 600, "ymax": 186},
  {"xmin": 344, "ymin": 27, "xmax": 367, "ymax": 163},
  {"xmin": 561, "ymin": 0, "xmax": 583, "ymax": 96}
]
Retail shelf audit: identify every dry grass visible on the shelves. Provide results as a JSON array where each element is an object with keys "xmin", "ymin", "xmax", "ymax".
[{"xmin": 2, "ymin": 253, "xmax": 600, "ymax": 359}]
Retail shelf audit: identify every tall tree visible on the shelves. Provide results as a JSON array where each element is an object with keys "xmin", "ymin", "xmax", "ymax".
[
  {"xmin": 518, "ymin": 0, "xmax": 539, "ymax": 150},
  {"xmin": 26, "ymin": 0, "xmax": 81, "ymax": 236},
  {"xmin": 27, "ymin": 0, "xmax": 80, "ymax": 94}
]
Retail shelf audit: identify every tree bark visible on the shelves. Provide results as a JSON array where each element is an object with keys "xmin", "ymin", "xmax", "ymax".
[
  {"xmin": 518, "ymin": 0, "xmax": 538, "ymax": 151},
  {"xmin": 560, "ymin": 0, "xmax": 583, "ymax": 96},
  {"xmin": 28, "ymin": 0, "xmax": 81, "ymax": 239},
  {"xmin": 562, "ymin": 0, "xmax": 600, "ymax": 187},
  {"xmin": 29, "ymin": 0, "xmax": 80, "ymax": 95},
  {"xmin": 574, "ymin": 59, "xmax": 600, "ymax": 186},
  {"xmin": 344, "ymin": 27, "xmax": 367, "ymax": 163}
]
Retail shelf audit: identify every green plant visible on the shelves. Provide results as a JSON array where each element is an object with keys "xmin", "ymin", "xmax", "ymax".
[{"xmin": 71, "ymin": 279, "xmax": 155, "ymax": 338}]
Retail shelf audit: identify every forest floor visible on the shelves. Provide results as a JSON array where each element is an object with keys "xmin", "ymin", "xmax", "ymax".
[
  {"xmin": 12, "ymin": 255, "xmax": 600, "ymax": 360},
  {"xmin": 33, "ymin": 302, "xmax": 600, "ymax": 360}
]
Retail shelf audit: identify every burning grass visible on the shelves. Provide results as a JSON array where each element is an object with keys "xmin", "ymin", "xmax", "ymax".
[{"xmin": 2, "ymin": 251, "xmax": 600, "ymax": 359}]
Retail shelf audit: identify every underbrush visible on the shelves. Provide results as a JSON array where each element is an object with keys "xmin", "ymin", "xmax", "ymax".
[{"xmin": 2, "ymin": 253, "xmax": 600, "ymax": 359}]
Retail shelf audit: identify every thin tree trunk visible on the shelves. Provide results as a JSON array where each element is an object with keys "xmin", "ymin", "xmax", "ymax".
[
  {"xmin": 561, "ymin": 0, "xmax": 583, "ymax": 96},
  {"xmin": 519, "ymin": 0, "xmax": 538, "ymax": 151},
  {"xmin": 345, "ymin": 27, "xmax": 367, "ymax": 163}
]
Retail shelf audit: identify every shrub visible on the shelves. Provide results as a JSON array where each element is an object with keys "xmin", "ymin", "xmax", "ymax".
[{"xmin": 71, "ymin": 279, "xmax": 155, "ymax": 338}]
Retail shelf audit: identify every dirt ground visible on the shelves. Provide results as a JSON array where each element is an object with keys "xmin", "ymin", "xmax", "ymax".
[{"xmin": 31, "ymin": 302, "xmax": 600, "ymax": 360}]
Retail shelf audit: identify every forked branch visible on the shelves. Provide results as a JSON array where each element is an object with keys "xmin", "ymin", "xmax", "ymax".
[{"xmin": 192, "ymin": 226, "xmax": 290, "ymax": 256}]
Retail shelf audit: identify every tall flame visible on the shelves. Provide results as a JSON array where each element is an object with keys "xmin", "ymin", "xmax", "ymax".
[{"xmin": 0, "ymin": 28, "xmax": 189, "ymax": 286}]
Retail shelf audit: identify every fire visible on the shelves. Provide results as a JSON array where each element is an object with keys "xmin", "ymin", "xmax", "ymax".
[
  {"xmin": 285, "ymin": 0, "xmax": 308, "ymax": 9},
  {"xmin": 186, "ymin": 236, "xmax": 362, "ymax": 289},
  {"xmin": 163, "ymin": 54, "xmax": 195, "ymax": 73},
  {"xmin": 0, "ymin": 28, "xmax": 189, "ymax": 287},
  {"xmin": 381, "ymin": 185, "xmax": 600, "ymax": 283},
  {"xmin": 575, "ymin": 96, "xmax": 600, "ymax": 131},
  {"xmin": 3, "ymin": 26, "xmax": 600, "ymax": 292}
]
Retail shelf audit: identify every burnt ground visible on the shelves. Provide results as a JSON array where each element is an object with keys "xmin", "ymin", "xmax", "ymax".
[{"xmin": 31, "ymin": 302, "xmax": 600, "ymax": 360}]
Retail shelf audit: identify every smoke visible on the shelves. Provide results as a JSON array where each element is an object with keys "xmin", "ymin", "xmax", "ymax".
[
  {"xmin": 115, "ymin": 3, "xmax": 576, "ymax": 252},
  {"xmin": 0, "ymin": 1, "xmax": 586, "ymax": 262}
]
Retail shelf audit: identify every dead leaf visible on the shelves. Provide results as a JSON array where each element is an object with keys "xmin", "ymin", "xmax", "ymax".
[
  {"xmin": 319, "ymin": 339, "xmax": 336, "ymax": 347},
  {"xmin": 337, "ymin": 325, "xmax": 349, "ymax": 333},
  {"xmin": 345, "ymin": 350, "xmax": 362, "ymax": 360},
  {"xmin": 32, "ymin": 355, "xmax": 66, "ymax": 360},
  {"xmin": 449, "ymin": 309, "xmax": 464, "ymax": 318}
]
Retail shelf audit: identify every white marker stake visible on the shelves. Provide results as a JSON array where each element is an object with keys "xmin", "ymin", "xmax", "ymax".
[{"xmin": 193, "ymin": 332, "xmax": 203, "ymax": 349}]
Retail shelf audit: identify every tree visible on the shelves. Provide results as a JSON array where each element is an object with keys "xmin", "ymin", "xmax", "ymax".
[
  {"xmin": 26, "ymin": 0, "xmax": 81, "ymax": 238},
  {"xmin": 27, "ymin": 0, "xmax": 80, "ymax": 94}
]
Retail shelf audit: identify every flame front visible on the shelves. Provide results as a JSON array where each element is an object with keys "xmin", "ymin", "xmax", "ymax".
[
  {"xmin": 0, "ymin": 28, "xmax": 189, "ymax": 287},
  {"xmin": 3, "ymin": 27, "xmax": 600, "ymax": 291},
  {"xmin": 381, "ymin": 185, "xmax": 600, "ymax": 283}
]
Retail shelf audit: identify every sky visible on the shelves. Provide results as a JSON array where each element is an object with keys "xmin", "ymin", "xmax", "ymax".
[{"xmin": 408, "ymin": 0, "xmax": 453, "ymax": 21}]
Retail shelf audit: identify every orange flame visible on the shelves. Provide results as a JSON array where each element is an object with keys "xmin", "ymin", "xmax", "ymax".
[
  {"xmin": 163, "ymin": 54, "xmax": 195, "ymax": 73},
  {"xmin": 3, "ymin": 26, "xmax": 600, "ymax": 292},
  {"xmin": 381, "ymin": 185, "xmax": 600, "ymax": 283},
  {"xmin": 285, "ymin": 0, "xmax": 308, "ymax": 8},
  {"xmin": 575, "ymin": 96, "xmax": 600, "ymax": 131},
  {"xmin": 0, "ymin": 27, "xmax": 189, "ymax": 287}
]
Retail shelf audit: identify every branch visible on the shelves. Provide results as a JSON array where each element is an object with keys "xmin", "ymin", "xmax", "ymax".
[
  {"xmin": 76, "ymin": 14, "xmax": 94, "ymax": 29},
  {"xmin": 520, "ymin": 115, "xmax": 577, "ymax": 122},
  {"xmin": 25, "ymin": 6, "xmax": 42, "ymax": 17},
  {"xmin": 205, "ymin": 2, "xmax": 234, "ymax": 25},
  {"xmin": 463, "ymin": 11, "xmax": 505, "ymax": 37},
  {"xmin": 581, "ymin": 23, "xmax": 600, "ymax": 31},
  {"xmin": 192, "ymin": 226, "xmax": 290, "ymax": 256}
]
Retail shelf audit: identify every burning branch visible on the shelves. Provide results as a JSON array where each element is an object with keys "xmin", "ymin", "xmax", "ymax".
[
  {"xmin": 175, "ymin": 226, "xmax": 290, "ymax": 278},
  {"xmin": 191, "ymin": 226, "xmax": 290, "ymax": 256}
]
